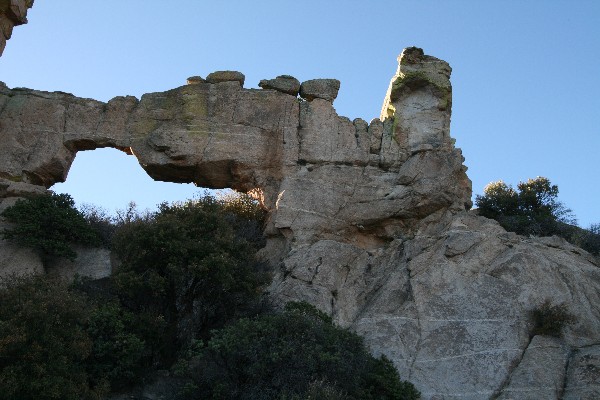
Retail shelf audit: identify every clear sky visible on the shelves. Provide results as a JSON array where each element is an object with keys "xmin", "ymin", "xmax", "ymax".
[{"xmin": 1, "ymin": 1, "xmax": 598, "ymax": 226}]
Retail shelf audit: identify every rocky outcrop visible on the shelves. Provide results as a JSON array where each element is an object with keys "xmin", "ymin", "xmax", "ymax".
[
  {"xmin": 0, "ymin": 46, "xmax": 598, "ymax": 399},
  {"xmin": 0, "ymin": 0, "xmax": 33, "ymax": 56},
  {"xmin": 258, "ymin": 75, "xmax": 301, "ymax": 96},
  {"xmin": 299, "ymin": 78, "xmax": 340, "ymax": 102}
]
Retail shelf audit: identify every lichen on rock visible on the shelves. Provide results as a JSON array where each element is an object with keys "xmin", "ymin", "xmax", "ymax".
[{"xmin": 1, "ymin": 44, "xmax": 599, "ymax": 400}]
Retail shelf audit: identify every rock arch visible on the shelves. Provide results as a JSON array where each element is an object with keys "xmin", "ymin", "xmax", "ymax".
[
  {"xmin": 0, "ymin": 48, "xmax": 471, "ymax": 252},
  {"xmin": 11, "ymin": 49, "xmax": 600, "ymax": 399}
]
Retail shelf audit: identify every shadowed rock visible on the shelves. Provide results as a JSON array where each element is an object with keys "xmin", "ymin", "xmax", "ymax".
[{"xmin": 0, "ymin": 0, "xmax": 33, "ymax": 56}]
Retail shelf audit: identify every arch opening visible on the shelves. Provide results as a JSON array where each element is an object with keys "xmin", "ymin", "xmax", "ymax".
[{"xmin": 51, "ymin": 147, "xmax": 204, "ymax": 213}]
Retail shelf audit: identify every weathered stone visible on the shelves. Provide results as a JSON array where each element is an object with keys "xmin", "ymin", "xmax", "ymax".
[
  {"xmin": 47, "ymin": 246, "xmax": 113, "ymax": 281},
  {"xmin": 0, "ymin": 220, "xmax": 44, "ymax": 279},
  {"xmin": 380, "ymin": 46, "xmax": 453, "ymax": 153},
  {"xmin": 186, "ymin": 75, "xmax": 206, "ymax": 85},
  {"xmin": 205, "ymin": 70, "xmax": 245, "ymax": 86},
  {"xmin": 299, "ymin": 78, "xmax": 340, "ymax": 102},
  {"xmin": 497, "ymin": 335, "xmax": 570, "ymax": 400},
  {"xmin": 0, "ymin": 0, "xmax": 33, "ymax": 56},
  {"xmin": 259, "ymin": 74, "xmax": 301, "ymax": 96},
  {"xmin": 343, "ymin": 212, "xmax": 600, "ymax": 399},
  {"xmin": 564, "ymin": 345, "xmax": 600, "ymax": 399},
  {"xmin": 1, "ymin": 46, "xmax": 599, "ymax": 400}
]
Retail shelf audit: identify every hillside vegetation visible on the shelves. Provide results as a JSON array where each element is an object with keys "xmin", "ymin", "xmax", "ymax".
[
  {"xmin": 0, "ymin": 192, "xmax": 419, "ymax": 400},
  {"xmin": 475, "ymin": 176, "xmax": 599, "ymax": 256}
]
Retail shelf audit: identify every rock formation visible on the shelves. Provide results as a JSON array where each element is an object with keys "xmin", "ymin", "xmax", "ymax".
[
  {"xmin": 0, "ymin": 0, "xmax": 33, "ymax": 56},
  {"xmin": 0, "ymin": 45, "xmax": 598, "ymax": 399}
]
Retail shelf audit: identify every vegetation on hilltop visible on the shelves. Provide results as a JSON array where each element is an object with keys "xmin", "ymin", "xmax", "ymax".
[
  {"xmin": 0, "ymin": 192, "xmax": 420, "ymax": 400},
  {"xmin": 476, "ymin": 176, "xmax": 600, "ymax": 256}
]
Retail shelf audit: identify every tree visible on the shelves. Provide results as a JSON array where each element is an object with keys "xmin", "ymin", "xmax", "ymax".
[
  {"xmin": 176, "ymin": 302, "xmax": 420, "ymax": 400},
  {"xmin": 1, "ymin": 193, "xmax": 100, "ymax": 263},
  {"xmin": 110, "ymin": 194, "xmax": 267, "ymax": 366},
  {"xmin": 475, "ymin": 177, "xmax": 575, "ymax": 236},
  {"xmin": 0, "ymin": 274, "xmax": 148, "ymax": 398},
  {"xmin": 0, "ymin": 275, "xmax": 106, "ymax": 400}
]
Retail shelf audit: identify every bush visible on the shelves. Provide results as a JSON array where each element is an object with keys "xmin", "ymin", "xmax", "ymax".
[
  {"xmin": 0, "ymin": 274, "xmax": 151, "ymax": 398},
  {"xmin": 475, "ymin": 177, "xmax": 600, "ymax": 255},
  {"xmin": 84, "ymin": 301, "xmax": 146, "ymax": 390},
  {"xmin": 530, "ymin": 300, "xmax": 575, "ymax": 337},
  {"xmin": 475, "ymin": 177, "xmax": 575, "ymax": 237},
  {"xmin": 177, "ymin": 302, "xmax": 420, "ymax": 400},
  {"xmin": 0, "ymin": 275, "xmax": 106, "ymax": 400},
  {"xmin": 111, "ymin": 194, "xmax": 267, "ymax": 366},
  {"xmin": 566, "ymin": 223, "xmax": 600, "ymax": 256},
  {"xmin": 1, "ymin": 193, "xmax": 101, "ymax": 263},
  {"xmin": 79, "ymin": 203, "xmax": 116, "ymax": 248}
]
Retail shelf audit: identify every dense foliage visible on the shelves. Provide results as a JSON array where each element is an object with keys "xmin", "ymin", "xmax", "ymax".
[
  {"xmin": 177, "ymin": 302, "xmax": 420, "ymax": 400},
  {"xmin": 0, "ymin": 192, "xmax": 418, "ymax": 399},
  {"xmin": 1, "ymin": 193, "xmax": 100, "ymax": 262},
  {"xmin": 0, "ymin": 275, "xmax": 104, "ymax": 400},
  {"xmin": 475, "ymin": 177, "xmax": 574, "ymax": 236},
  {"xmin": 111, "ymin": 195, "xmax": 268, "ymax": 365},
  {"xmin": 475, "ymin": 177, "xmax": 599, "ymax": 255}
]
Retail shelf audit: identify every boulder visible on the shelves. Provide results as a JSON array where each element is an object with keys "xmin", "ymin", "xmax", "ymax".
[
  {"xmin": 205, "ymin": 70, "xmax": 245, "ymax": 86},
  {"xmin": 299, "ymin": 78, "xmax": 341, "ymax": 102},
  {"xmin": 186, "ymin": 75, "xmax": 206, "ymax": 85},
  {"xmin": 259, "ymin": 75, "xmax": 301, "ymax": 96}
]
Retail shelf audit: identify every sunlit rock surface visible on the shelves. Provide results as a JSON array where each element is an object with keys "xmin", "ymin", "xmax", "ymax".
[{"xmin": 0, "ymin": 47, "xmax": 598, "ymax": 399}]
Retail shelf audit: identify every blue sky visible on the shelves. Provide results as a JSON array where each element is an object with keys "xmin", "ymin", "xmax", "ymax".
[{"xmin": 1, "ymin": 1, "xmax": 598, "ymax": 226}]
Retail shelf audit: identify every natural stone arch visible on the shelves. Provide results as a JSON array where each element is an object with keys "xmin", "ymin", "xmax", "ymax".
[
  {"xmin": 0, "ymin": 51, "xmax": 471, "ymax": 251},
  {"xmin": 3, "ymin": 45, "xmax": 600, "ymax": 400},
  {"xmin": 51, "ymin": 147, "xmax": 203, "ymax": 211}
]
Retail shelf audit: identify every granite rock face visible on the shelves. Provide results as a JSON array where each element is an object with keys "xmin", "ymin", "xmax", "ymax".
[
  {"xmin": 564, "ymin": 345, "xmax": 600, "ymax": 399},
  {"xmin": 0, "ymin": 0, "xmax": 33, "ymax": 56},
  {"xmin": 0, "ymin": 47, "xmax": 599, "ymax": 399}
]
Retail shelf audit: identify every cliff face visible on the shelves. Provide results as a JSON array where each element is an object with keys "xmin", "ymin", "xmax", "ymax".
[
  {"xmin": 0, "ymin": 0, "xmax": 33, "ymax": 56},
  {"xmin": 0, "ymin": 46, "xmax": 599, "ymax": 399}
]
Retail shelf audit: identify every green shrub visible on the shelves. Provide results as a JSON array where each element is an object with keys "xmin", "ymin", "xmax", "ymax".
[
  {"xmin": 85, "ymin": 301, "xmax": 146, "ymax": 390},
  {"xmin": 0, "ymin": 275, "xmax": 106, "ymax": 400},
  {"xmin": 475, "ymin": 177, "xmax": 575, "ymax": 237},
  {"xmin": 476, "ymin": 178, "xmax": 600, "ymax": 255},
  {"xmin": 568, "ymin": 223, "xmax": 600, "ymax": 256},
  {"xmin": 530, "ymin": 300, "xmax": 575, "ymax": 337},
  {"xmin": 177, "ymin": 302, "xmax": 419, "ymax": 400},
  {"xmin": 0, "ymin": 274, "xmax": 151, "ymax": 398},
  {"xmin": 79, "ymin": 203, "xmax": 116, "ymax": 248},
  {"xmin": 1, "ymin": 193, "xmax": 101, "ymax": 263},
  {"xmin": 111, "ymin": 194, "xmax": 267, "ymax": 366}
]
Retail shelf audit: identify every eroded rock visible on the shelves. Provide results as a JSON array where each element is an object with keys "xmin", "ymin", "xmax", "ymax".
[
  {"xmin": 259, "ymin": 74, "xmax": 301, "ymax": 96},
  {"xmin": 299, "ymin": 78, "xmax": 341, "ymax": 102},
  {"xmin": 564, "ymin": 345, "xmax": 600, "ymax": 399},
  {"xmin": 0, "ymin": 0, "xmax": 34, "ymax": 56},
  {"xmin": 205, "ymin": 70, "xmax": 245, "ymax": 86},
  {"xmin": 497, "ymin": 335, "xmax": 570, "ymax": 400},
  {"xmin": 186, "ymin": 75, "xmax": 206, "ymax": 85},
  {"xmin": 1, "ymin": 47, "xmax": 598, "ymax": 399}
]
